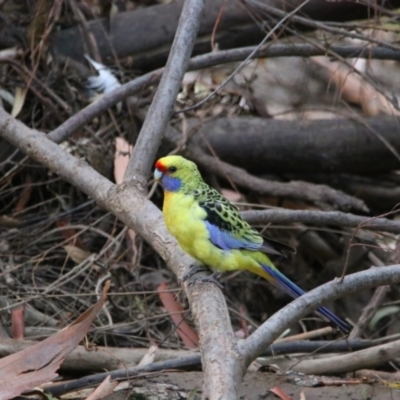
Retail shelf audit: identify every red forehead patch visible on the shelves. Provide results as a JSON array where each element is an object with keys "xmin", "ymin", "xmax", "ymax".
[{"xmin": 155, "ymin": 159, "xmax": 167, "ymax": 172}]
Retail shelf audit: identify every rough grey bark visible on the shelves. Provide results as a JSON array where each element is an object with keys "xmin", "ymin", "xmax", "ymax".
[
  {"xmin": 124, "ymin": 0, "xmax": 205, "ymax": 185},
  {"xmin": 0, "ymin": 107, "xmax": 242, "ymax": 400},
  {"xmin": 2, "ymin": 109, "xmax": 400, "ymax": 397}
]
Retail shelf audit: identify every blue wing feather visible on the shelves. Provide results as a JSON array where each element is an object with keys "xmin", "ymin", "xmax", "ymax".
[
  {"xmin": 198, "ymin": 197, "xmax": 288, "ymax": 256},
  {"xmin": 205, "ymin": 221, "xmax": 261, "ymax": 251},
  {"xmin": 204, "ymin": 218, "xmax": 350, "ymax": 333}
]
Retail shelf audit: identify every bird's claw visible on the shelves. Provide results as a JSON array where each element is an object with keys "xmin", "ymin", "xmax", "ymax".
[
  {"xmin": 181, "ymin": 264, "xmax": 208, "ymax": 282},
  {"xmin": 188, "ymin": 272, "xmax": 224, "ymax": 290},
  {"xmin": 181, "ymin": 265, "xmax": 223, "ymax": 290}
]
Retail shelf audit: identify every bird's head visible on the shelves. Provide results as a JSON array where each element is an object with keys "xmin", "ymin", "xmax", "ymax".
[{"xmin": 154, "ymin": 155, "xmax": 201, "ymax": 192}]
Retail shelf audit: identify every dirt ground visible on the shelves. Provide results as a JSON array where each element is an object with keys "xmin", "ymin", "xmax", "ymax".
[{"xmin": 103, "ymin": 371, "xmax": 400, "ymax": 400}]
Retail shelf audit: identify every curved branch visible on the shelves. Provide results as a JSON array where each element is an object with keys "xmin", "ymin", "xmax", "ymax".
[
  {"xmin": 241, "ymin": 209, "xmax": 400, "ymax": 233},
  {"xmin": 239, "ymin": 265, "xmax": 400, "ymax": 364}
]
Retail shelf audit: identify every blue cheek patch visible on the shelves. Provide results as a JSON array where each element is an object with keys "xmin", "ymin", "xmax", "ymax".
[{"xmin": 162, "ymin": 175, "xmax": 182, "ymax": 192}]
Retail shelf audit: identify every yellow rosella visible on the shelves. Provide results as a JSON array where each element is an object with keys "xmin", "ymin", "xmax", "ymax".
[{"xmin": 154, "ymin": 155, "xmax": 350, "ymax": 333}]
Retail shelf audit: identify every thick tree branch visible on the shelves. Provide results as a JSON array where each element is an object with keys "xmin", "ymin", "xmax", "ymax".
[
  {"xmin": 124, "ymin": 0, "xmax": 205, "ymax": 185},
  {"xmin": 241, "ymin": 209, "xmax": 400, "ymax": 233},
  {"xmin": 239, "ymin": 265, "xmax": 400, "ymax": 364},
  {"xmin": 0, "ymin": 108, "xmax": 242, "ymax": 400}
]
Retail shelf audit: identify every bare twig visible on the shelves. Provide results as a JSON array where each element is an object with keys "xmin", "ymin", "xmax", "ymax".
[
  {"xmin": 241, "ymin": 209, "xmax": 400, "ymax": 233},
  {"xmin": 262, "ymin": 338, "xmax": 373, "ymax": 356},
  {"xmin": 279, "ymin": 338, "xmax": 400, "ymax": 375},
  {"xmin": 45, "ymin": 355, "xmax": 202, "ymax": 396},
  {"xmin": 349, "ymin": 254, "xmax": 390, "ymax": 339},
  {"xmin": 48, "ymin": 71, "xmax": 163, "ymax": 143},
  {"xmin": 0, "ymin": 107, "xmax": 241, "ymax": 400}
]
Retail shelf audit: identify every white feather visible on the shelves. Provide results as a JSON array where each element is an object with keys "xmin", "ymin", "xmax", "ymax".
[{"xmin": 84, "ymin": 54, "xmax": 122, "ymax": 112}]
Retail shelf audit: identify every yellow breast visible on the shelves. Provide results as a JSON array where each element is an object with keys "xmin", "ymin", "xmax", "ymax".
[
  {"xmin": 162, "ymin": 191, "xmax": 271, "ymax": 275},
  {"xmin": 163, "ymin": 191, "xmax": 207, "ymax": 253}
]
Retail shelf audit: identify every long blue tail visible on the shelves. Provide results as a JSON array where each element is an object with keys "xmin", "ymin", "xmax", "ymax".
[{"xmin": 261, "ymin": 264, "xmax": 350, "ymax": 334}]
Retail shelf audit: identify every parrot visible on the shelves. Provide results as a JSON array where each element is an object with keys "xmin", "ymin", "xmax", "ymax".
[{"xmin": 154, "ymin": 155, "xmax": 350, "ymax": 334}]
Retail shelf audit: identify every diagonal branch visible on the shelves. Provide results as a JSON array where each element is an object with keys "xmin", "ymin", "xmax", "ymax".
[
  {"xmin": 123, "ymin": 0, "xmax": 205, "ymax": 185},
  {"xmin": 0, "ymin": 108, "xmax": 242, "ymax": 399}
]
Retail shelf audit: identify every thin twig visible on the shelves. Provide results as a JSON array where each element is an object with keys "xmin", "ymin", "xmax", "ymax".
[
  {"xmin": 175, "ymin": 0, "xmax": 310, "ymax": 114},
  {"xmin": 47, "ymin": 43, "xmax": 400, "ymax": 143},
  {"xmin": 45, "ymin": 355, "xmax": 202, "ymax": 396},
  {"xmin": 349, "ymin": 253, "xmax": 390, "ymax": 339},
  {"xmin": 241, "ymin": 209, "xmax": 400, "ymax": 233}
]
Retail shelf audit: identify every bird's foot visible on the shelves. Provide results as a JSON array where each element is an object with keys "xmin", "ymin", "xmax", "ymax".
[
  {"xmin": 190, "ymin": 272, "xmax": 224, "ymax": 290},
  {"xmin": 181, "ymin": 265, "xmax": 223, "ymax": 290},
  {"xmin": 181, "ymin": 264, "xmax": 209, "ymax": 282}
]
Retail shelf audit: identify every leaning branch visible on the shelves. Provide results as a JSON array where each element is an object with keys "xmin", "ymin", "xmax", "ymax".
[
  {"xmin": 123, "ymin": 0, "xmax": 204, "ymax": 185},
  {"xmin": 0, "ymin": 108, "xmax": 241, "ymax": 400}
]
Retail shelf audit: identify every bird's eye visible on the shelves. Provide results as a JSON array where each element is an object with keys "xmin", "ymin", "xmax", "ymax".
[{"xmin": 168, "ymin": 166, "xmax": 177, "ymax": 173}]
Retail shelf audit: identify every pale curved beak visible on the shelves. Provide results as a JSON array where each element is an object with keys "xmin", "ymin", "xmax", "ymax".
[{"xmin": 153, "ymin": 168, "xmax": 163, "ymax": 181}]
